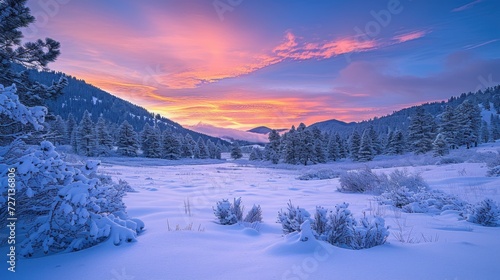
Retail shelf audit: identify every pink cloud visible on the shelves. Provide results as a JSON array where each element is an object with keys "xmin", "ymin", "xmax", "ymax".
[
  {"xmin": 452, "ymin": 0, "xmax": 482, "ymax": 12},
  {"xmin": 393, "ymin": 30, "xmax": 427, "ymax": 43}
]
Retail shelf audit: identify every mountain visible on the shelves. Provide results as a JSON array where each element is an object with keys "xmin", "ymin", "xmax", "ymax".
[
  {"xmin": 247, "ymin": 126, "xmax": 287, "ymax": 135},
  {"xmin": 310, "ymin": 86, "xmax": 500, "ymax": 137},
  {"xmin": 188, "ymin": 122, "xmax": 269, "ymax": 143},
  {"xmin": 28, "ymin": 69, "xmax": 229, "ymax": 145}
]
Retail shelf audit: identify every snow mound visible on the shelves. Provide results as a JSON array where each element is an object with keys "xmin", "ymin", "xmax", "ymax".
[{"xmin": 265, "ymin": 221, "xmax": 328, "ymax": 255}]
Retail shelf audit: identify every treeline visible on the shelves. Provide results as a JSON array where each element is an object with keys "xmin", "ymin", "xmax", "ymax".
[
  {"xmin": 47, "ymin": 110, "xmax": 228, "ymax": 159},
  {"xmin": 252, "ymin": 98, "xmax": 500, "ymax": 165}
]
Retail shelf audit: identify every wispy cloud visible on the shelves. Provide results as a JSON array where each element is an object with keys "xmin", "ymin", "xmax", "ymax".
[
  {"xmin": 393, "ymin": 30, "xmax": 428, "ymax": 43},
  {"xmin": 464, "ymin": 39, "xmax": 500, "ymax": 50},
  {"xmin": 452, "ymin": 0, "xmax": 482, "ymax": 12}
]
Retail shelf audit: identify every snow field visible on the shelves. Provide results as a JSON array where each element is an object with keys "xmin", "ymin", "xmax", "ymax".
[{"xmin": 3, "ymin": 150, "xmax": 500, "ymax": 280}]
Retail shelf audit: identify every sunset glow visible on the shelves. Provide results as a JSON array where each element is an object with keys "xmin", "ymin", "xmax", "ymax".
[{"xmin": 27, "ymin": 0, "xmax": 500, "ymax": 130}]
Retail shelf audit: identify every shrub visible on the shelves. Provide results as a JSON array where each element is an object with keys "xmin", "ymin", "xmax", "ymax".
[
  {"xmin": 436, "ymin": 156, "xmax": 465, "ymax": 165},
  {"xmin": 351, "ymin": 215, "xmax": 389, "ymax": 249},
  {"xmin": 323, "ymin": 203, "xmax": 357, "ymax": 247},
  {"xmin": 487, "ymin": 151, "xmax": 500, "ymax": 177},
  {"xmin": 213, "ymin": 198, "xmax": 243, "ymax": 225},
  {"xmin": 338, "ymin": 167, "xmax": 380, "ymax": 193},
  {"xmin": 277, "ymin": 200, "xmax": 311, "ymax": 234},
  {"xmin": 381, "ymin": 169, "xmax": 428, "ymax": 193},
  {"xmin": 298, "ymin": 169, "xmax": 340, "ymax": 180},
  {"xmin": 467, "ymin": 199, "xmax": 499, "ymax": 227},
  {"xmin": 244, "ymin": 204, "xmax": 263, "ymax": 223}
]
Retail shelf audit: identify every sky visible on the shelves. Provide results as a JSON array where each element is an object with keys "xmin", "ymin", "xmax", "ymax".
[{"xmin": 25, "ymin": 0, "xmax": 500, "ymax": 130}]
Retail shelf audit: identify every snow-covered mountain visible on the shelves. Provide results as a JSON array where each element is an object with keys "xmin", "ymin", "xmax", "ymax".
[{"xmin": 187, "ymin": 122, "xmax": 269, "ymax": 143}]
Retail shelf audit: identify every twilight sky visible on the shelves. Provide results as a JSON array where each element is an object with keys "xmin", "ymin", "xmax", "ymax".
[{"xmin": 25, "ymin": 0, "xmax": 500, "ymax": 130}]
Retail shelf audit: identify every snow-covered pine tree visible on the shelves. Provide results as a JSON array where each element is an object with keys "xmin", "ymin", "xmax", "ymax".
[
  {"xmin": 313, "ymin": 138, "xmax": 327, "ymax": 163},
  {"xmin": 77, "ymin": 110, "xmax": 96, "ymax": 156},
  {"xmin": 432, "ymin": 133, "xmax": 449, "ymax": 157},
  {"xmin": 95, "ymin": 116, "xmax": 114, "ymax": 157},
  {"xmin": 456, "ymin": 100, "xmax": 481, "ymax": 148},
  {"xmin": 140, "ymin": 123, "xmax": 161, "ymax": 158},
  {"xmin": 337, "ymin": 134, "xmax": 347, "ymax": 159},
  {"xmin": 282, "ymin": 126, "xmax": 298, "ymax": 164},
  {"xmin": 439, "ymin": 106, "xmax": 458, "ymax": 149},
  {"xmin": 230, "ymin": 141, "xmax": 243, "ymax": 159},
  {"xmin": 181, "ymin": 133, "xmax": 195, "ymax": 158},
  {"xmin": 162, "ymin": 130, "xmax": 181, "ymax": 159},
  {"xmin": 368, "ymin": 125, "xmax": 382, "ymax": 155},
  {"xmin": 66, "ymin": 113, "xmax": 77, "ymax": 145},
  {"xmin": 349, "ymin": 130, "xmax": 361, "ymax": 161},
  {"xmin": 408, "ymin": 107, "xmax": 436, "ymax": 154},
  {"xmin": 490, "ymin": 114, "xmax": 500, "ymax": 141},
  {"xmin": 265, "ymin": 129, "xmax": 281, "ymax": 164},
  {"xmin": 296, "ymin": 123, "xmax": 314, "ymax": 165},
  {"xmin": 327, "ymin": 135, "xmax": 340, "ymax": 161},
  {"xmin": 50, "ymin": 115, "xmax": 66, "ymax": 145},
  {"xmin": 249, "ymin": 147, "xmax": 263, "ymax": 160},
  {"xmin": 358, "ymin": 129, "xmax": 374, "ymax": 162},
  {"xmin": 117, "ymin": 120, "xmax": 139, "ymax": 157},
  {"xmin": 206, "ymin": 139, "xmax": 217, "ymax": 159},
  {"xmin": 389, "ymin": 130, "xmax": 406, "ymax": 155},
  {"xmin": 196, "ymin": 137, "xmax": 209, "ymax": 159},
  {"xmin": 480, "ymin": 120, "xmax": 490, "ymax": 143}
]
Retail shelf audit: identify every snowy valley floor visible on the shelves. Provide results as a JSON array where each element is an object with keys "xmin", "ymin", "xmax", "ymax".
[{"xmin": 3, "ymin": 145, "xmax": 500, "ymax": 280}]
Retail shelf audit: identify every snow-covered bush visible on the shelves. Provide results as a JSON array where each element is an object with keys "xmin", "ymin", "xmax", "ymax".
[
  {"xmin": 0, "ymin": 141, "xmax": 144, "ymax": 257},
  {"xmin": 466, "ymin": 199, "xmax": 499, "ymax": 227},
  {"xmin": 298, "ymin": 169, "xmax": 341, "ymax": 180},
  {"xmin": 379, "ymin": 169, "xmax": 429, "ymax": 193},
  {"xmin": 487, "ymin": 150, "xmax": 500, "ymax": 177},
  {"xmin": 323, "ymin": 203, "xmax": 356, "ymax": 247},
  {"xmin": 277, "ymin": 200, "xmax": 311, "ymax": 234},
  {"xmin": 351, "ymin": 215, "xmax": 389, "ymax": 250},
  {"xmin": 244, "ymin": 204, "xmax": 263, "ymax": 223},
  {"xmin": 311, "ymin": 203, "xmax": 388, "ymax": 249},
  {"xmin": 436, "ymin": 156, "xmax": 465, "ymax": 165},
  {"xmin": 213, "ymin": 197, "xmax": 244, "ymax": 225},
  {"xmin": 338, "ymin": 167, "xmax": 380, "ymax": 193}
]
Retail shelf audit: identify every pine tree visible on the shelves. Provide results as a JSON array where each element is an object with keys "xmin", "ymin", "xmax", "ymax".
[
  {"xmin": 349, "ymin": 131, "xmax": 361, "ymax": 161},
  {"xmin": 162, "ymin": 130, "xmax": 181, "ymax": 159},
  {"xmin": 206, "ymin": 139, "xmax": 217, "ymax": 159},
  {"xmin": 296, "ymin": 124, "xmax": 314, "ymax": 165},
  {"xmin": 480, "ymin": 120, "xmax": 490, "ymax": 143},
  {"xmin": 327, "ymin": 135, "xmax": 340, "ymax": 161},
  {"xmin": 265, "ymin": 129, "xmax": 281, "ymax": 164},
  {"xmin": 439, "ymin": 106, "xmax": 458, "ymax": 149},
  {"xmin": 358, "ymin": 129, "xmax": 374, "ymax": 162},
  {"xmin": 408, "ymin": 107, "xmax": 436, "ymax": 154},
  {"xmin": 368, "ymin": 125, "xmax": 382, "ymax": 155},
  {"xmin": 491, "ymin": 114, "xmax": 500, "ymax": 141},
  {"xmin": 231, "ymin": 141, "xmax": 243, "ymax": 159},
  {"xmin": 313, "ymin": 139, "xmax": 327, "ymax": 163},
  {"xmin": 77, "ymin": 110, "xmax": 96, "ymax": 156},
  {"xmin": 283, "ymin": 126, "xmax": 298, "ymax": 164},
  {"xmin": 141, "ymin": 123, "xmax": 161, "ymax": 158},
  {"xmin": 196, "ymin": 137, "xmax": 209, "ymax": 159},
  {"xmin": 95, "ymin": 116, "xmax": 114, "ymax": 157},
  {"xmin": 51, "ymin": 115, "xmax": 66, "ymax": 145},
  {"xmin": 117, "ymin": 120, "xmax": 139, "ymax": 157},
  {"xmin": 456, "ymin": 100, "xmax": 481, "ymax": 148},
  {"xmin": 181, "ymin": 134, "xmax": 196, "ymax": 158},
  {"xmin": 433, "ymin": 133, "xmax": 449, "ymax": 157},
  {"xmin": 249, "ymin": 147, "xmax": 263, "ymax": 161},
  {"xmin": 388, "ymin": 130, "xmax": 406, "ymax": 155},
  {"xmin": 66, "ymin": 113, "xmax": 77, "ymax": 145}
]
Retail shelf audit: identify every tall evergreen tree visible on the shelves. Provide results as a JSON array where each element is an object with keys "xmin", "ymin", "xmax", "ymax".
[
  {"xmin": 77, "ymin": 110, "xmax": 96, "ymax": 156},
  {"xmin": 141, "ymin": 123, "xmax": 161, "ymax": 158},
  {"xmin": 249, "ymin": 147, "xmax": 263, "ymax": 161},
  {"xmin": 230, "ymin": 141, "xmax": 243, "ymax": 159},
  {"xmin": 349, "ymin": 131, "xmax": 361, "ymax": 161},
  {"xmin": 480, "ymin": 120, "xmax": 490, "ymax": 143},
  {"xmin": 433, "ymin": 133, "xmax": 449, "ymax": 157},
  {"xmin": 162, "ymin": 130, "xmax": 181, "ymax": 159},
  {"xmin": 387, "ymin": 130, "xmax": 406, "ymax": 155},
  {"xmin": 51, "ymin": 115, "xmax": 66, "ymax": 145},
  {"xmin": 206, "ymin": 139, "xmax": 217, "ymax": 159},
  {"xmin": 66, "ymin": 113, "xmax": 77, "ymax": 145},
  {"xmin": 358, "ymin": 129, "xmax": 374, "ymax": 162},
  {"xmin": 282, "ymin": 126, "xmax": 298, "ymax": 164},
  {"xmin": 327, "ymin": 135, "xmax": 340, "ymax": 161},
  {"xmin": 408, "ymin": 107, "xmax": 436, "ymax": 154},
  {"xmin": 181, "ymin": 134, "xmax": 196, "ymax": 158},
  {"xmin": 439, "ymin": 106, "xmax": 458, "ymax": 149},
  {"xmin": 296, "ymin": 124, "xmax": 314, "ymax": 165},
  {"xmin": 196, "ymin": 137, "xmax": 209, "ymax": 159},
  {"xmin": 95, "ymin": 116, "xmax": 114, "ymax": 157},
  {"xmin": 265, "ymin": 129, "xmax": 281, "ymax": 164},
  {"xmin": 313, "ymin": 138, "xmax": 327, "ymax": 163},
  {"xmin": 117, "ymin": 120, "xmax": 139, "ymax": 157},
  {"xmin": 456, "ymin": 100, "xmax": 481, "ymax": 148}
]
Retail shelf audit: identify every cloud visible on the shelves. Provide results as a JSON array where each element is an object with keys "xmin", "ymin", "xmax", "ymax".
[
  {"xmin": 452, "ymin": 0, "xmax": 482, "ymax": 12},
  {"xmin": 464, "ymin": 39, "xmax": 500, "ymax": 50},
  {"xmin": 393, "ymin": 30, "xmax": 428, "ymax": 43},
  {"xmin": 186, "ymin": 122, "xmax": 270, "ymax": 143}
]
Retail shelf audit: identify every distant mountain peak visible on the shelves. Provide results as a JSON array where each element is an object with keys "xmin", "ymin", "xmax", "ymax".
[{"xmin": 247, "ymin": 126, "xmax": 287, "ymax": 135}]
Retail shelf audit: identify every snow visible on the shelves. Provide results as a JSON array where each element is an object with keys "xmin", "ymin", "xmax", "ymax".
[{"xmin": 3, "ymin": 144, "xmax": 500, "ymax": 279}]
